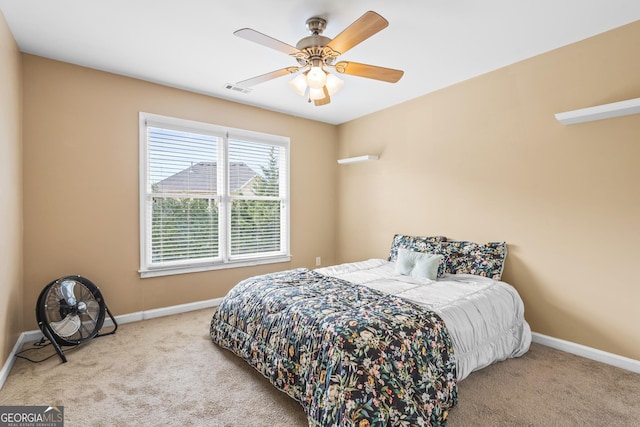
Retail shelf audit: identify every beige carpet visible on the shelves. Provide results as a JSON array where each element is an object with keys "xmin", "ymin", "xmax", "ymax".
[{"xmin": 1, "ymin": 308, "xmax": 639, "ymax": 426}]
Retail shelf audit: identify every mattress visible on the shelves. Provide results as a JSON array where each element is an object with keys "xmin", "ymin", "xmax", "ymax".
[{"xmin": 316, "ymin": 258, "xmax": 532, "ymax": 380}]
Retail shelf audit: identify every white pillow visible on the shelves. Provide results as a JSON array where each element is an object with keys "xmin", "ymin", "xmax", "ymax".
[{"xmin": 395, "ymin": 248, "xmax": 444, "ymax": 280}]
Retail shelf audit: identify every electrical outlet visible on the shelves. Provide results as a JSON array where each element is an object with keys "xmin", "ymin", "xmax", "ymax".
[{"xmin": 315, "ymin": 257, "xmax": 321, "ymax": 267}]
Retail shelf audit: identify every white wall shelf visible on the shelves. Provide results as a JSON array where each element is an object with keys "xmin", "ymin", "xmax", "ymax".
[
  {"xmin": 555, "ymin": 97, "xmax": 640, "ymax": 125},
  {"xmin": 337, "ymin": 155, "xmax": 379, "ymax": 164}
]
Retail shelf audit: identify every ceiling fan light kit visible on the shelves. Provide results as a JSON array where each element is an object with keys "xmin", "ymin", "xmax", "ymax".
[
  {"xmin": 234, "ymin": 11, "xmax": 404, "ymax": 106},
  {"xmin": 306, "ymin": 63, "xmax": 327, "ymax": 89},
  {"xmin": 288, "ymin": 73, "xmax": 308, "ymax": 96}
]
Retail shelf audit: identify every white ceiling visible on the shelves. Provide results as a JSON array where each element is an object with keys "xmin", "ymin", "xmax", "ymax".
[{"xmin": 1, "ymin": 1, "xmax": 639, "ymax": 125}]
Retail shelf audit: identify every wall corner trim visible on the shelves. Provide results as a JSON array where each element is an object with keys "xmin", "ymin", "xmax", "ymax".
[{"xmin": 0, "ymin": 332, "xmax": 31, "ymax": 391}]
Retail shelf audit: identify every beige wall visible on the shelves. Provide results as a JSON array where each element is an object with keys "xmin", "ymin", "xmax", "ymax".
[
  {"xmin": 337, "ymin": 21, "xmax": 640, "ymax": 360},
  {"xmin": 21, "ymin": 55, "xmax": 338, "ymax": 329},
  {"xmin": 9, "ymin": 19, "xmax": 640, "ymax": 366},
  {"xmin": 0, "ymin": 11, "xmax": 23, "ymax": 363}
]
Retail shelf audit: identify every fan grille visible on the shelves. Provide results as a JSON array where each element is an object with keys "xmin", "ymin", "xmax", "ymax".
[{"xmin": 38, "ymin": 276, "xmax": 106, "ymax": 346}]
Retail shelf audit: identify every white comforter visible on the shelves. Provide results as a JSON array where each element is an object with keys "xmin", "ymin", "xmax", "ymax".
[{"xmin": 316, "ymin": 259, "xmax": 532, "ymax": 381}]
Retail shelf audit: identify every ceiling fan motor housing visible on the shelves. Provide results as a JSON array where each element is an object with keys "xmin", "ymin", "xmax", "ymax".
[
  {"xmin": 294, "ymin": 16, "xmax": 339, "ymax": 67},
  {"xmin": 296, "ymin": 34, "xmax": 332, "ymax": 50}
]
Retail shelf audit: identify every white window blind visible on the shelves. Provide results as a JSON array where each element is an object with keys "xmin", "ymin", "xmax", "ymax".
[{"xmin": 139, "ymin": 113, "xmax": 290, "ymax": 277}]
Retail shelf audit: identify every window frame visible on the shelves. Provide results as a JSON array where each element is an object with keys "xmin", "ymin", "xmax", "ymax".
[{"xmin": 139, "ymin": 112, "xmax": 290, "ymax": 278}]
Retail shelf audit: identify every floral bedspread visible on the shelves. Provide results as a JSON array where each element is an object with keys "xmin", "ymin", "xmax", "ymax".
[{"xmin": 210, "ymin": 268, "xmax": 457, "ymax": 426}]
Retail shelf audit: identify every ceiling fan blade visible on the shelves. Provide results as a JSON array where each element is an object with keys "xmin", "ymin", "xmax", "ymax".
[
  {"xmin": 314, "ymin": 86, "xmax": 331, "ymax": 106},
  {"xmin": 237, "ymin": 67, "xmax": 301, "ymax": 87},
  {"xmin": 326, "ymin": 11, "xmax": 388, "ymax": 55},
  {"xmin": 334, "ymin": 61, "xmax": 404, "ymax": 83},
  {"xmin": 234, "ymin": 28, "xmax": 301, "ymax": 56}
]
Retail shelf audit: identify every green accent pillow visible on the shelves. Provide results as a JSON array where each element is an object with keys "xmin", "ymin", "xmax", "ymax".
[{"xmin": 395, "ymin": 248, "xmax": 444, "ymax": 280}]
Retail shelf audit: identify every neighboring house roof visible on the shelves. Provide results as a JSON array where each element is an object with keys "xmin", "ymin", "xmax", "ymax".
[{"xmin": 154, "ymin": 162, "xmax": 257, "ymax": 194}]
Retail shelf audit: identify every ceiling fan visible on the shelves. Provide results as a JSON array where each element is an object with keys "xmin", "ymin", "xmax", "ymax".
[{"xmin": 234, "ymin": 11, "xmax": 404, "ymax": 106}]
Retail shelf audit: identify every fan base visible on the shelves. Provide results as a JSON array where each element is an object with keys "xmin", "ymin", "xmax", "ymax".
[{"xmin": 41, "ymin": 303, "xmax": 118, "ymax": 363}]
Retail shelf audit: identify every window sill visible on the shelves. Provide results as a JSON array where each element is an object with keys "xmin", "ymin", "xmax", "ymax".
[{"xmin": 139, "ymin": 255, "xmax": 292, "ymax": 278}]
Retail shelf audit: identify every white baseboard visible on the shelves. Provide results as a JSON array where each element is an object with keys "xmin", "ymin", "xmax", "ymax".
[
  {"xmin": 0, "ymin": 297, "xmax": 222, "ymax": 390},
  {"xmin": 4, "ymin": 304, "xmax": 638, "ymax": 390},
  {"xmin": 532, "ymin": 332, "xmax": 640, "ymax": 374},
  {"xmin": 101, "ymin": 297, "xmax": 223, "ymax": 328},
  {"xmin": 0, "ymin": 331, "xmax": 32, "ymax": 391}
]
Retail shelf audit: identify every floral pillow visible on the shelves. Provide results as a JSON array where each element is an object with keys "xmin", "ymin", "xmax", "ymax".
[
  {"xmin": 437, "ymin": 240, "xmax": 507, "ymax": 280},
  {"xmin": 387, "ymin": 234, "xmax": 446, "ymax": 262},
  {"xmin": 388, "ymin": 234, "xmax": 508, "ymax": 280}
]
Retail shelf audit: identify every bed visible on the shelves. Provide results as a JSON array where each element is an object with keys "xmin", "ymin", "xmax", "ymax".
[{"xmin": 210, "ymin": 235, "xmax": 531, "ymax": 426}]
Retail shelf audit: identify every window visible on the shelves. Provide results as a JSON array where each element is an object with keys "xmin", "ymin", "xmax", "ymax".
[{"xmin": 139, "ymin": 113, "xmax": 290, "ymax": 277}]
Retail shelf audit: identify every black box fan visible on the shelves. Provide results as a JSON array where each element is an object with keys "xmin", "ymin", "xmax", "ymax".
[{"xmin": 35, "ymin": 275, "xmax": 118, "ymax": 362}]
